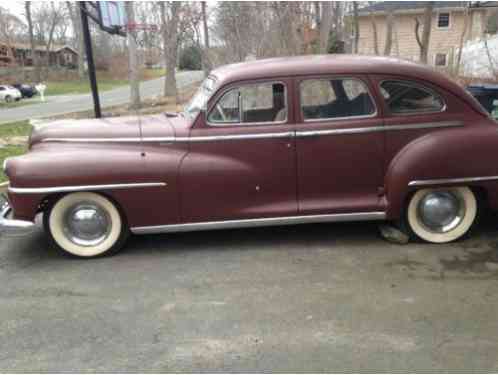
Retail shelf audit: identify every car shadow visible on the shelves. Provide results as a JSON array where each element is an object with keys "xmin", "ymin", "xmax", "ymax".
[{"xmin": 3, "ymin": 214, "xmax": 498, "ymax": 277}]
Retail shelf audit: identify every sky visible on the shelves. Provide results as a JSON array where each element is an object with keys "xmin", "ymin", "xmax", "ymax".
[{"xmin": 2, "ymin": 1, "xmax": 26, "ymax": 18}]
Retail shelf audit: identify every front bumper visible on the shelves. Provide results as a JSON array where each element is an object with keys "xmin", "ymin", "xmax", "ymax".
[{"xmin": 0, "ymin": 184, "xmax": 35, "ymax": 236}]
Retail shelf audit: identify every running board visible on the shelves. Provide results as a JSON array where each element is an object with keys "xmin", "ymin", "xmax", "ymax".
[{"xmin": 131, "ymin": 211, "xmax": 387, "ymax": 235}]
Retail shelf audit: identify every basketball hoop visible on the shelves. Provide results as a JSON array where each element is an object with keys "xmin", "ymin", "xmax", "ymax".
[
  {"xmin": 124, "ymin": 23, "xmax": 159, "ymax": 47},
  {"xmin": 124, "ymin": 23, "xmax": 159, "ymax": 33}
]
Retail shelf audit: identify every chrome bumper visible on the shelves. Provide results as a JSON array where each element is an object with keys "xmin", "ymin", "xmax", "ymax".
[{"xmin": 0, "ymin": 190, "xmax": 35, "ymax": 236}]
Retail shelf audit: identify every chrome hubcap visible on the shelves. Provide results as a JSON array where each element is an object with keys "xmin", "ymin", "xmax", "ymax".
[
  {"xmin": 417, "ymin": 191, "xmax": 465, "ymax": 233},
  {"xmin": 63, "ymin": 203, "xmax": 111, "ymax": 247}
]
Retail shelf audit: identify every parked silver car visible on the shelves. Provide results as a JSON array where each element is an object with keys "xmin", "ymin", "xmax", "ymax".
[{"xmin": 0, "ymin": 85, "xmax": 22, "ymax": 103}]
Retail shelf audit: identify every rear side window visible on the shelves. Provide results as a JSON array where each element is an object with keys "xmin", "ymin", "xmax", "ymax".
[
  {"xmin": 380, "ymin": 80, "xmax": 445, "ymax": 114},
  {"xmin": 300, "ymin": 78, "xmax": 375, "ymax": 121}
]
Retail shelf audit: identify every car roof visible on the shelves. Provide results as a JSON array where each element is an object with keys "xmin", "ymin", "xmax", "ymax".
[
  {"xmin": 211, "ymin": 54, "xmax": 487, "ymax": 116},
  {"xmin": 213, "ymin": 55, "xmax": 443, "ymax": 84}
]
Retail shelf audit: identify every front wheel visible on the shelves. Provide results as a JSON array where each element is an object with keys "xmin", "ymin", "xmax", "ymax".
[
  {"xmin": 4, "ymin": 95, "xmax": 12, "ymax": 103},
  {"xmin": 405, "ymin": 187, "xmax": 477, "ymax": 244},
  {"xmin": 44, "ymin": 192, "xmax": 129, "ymax": 258}
]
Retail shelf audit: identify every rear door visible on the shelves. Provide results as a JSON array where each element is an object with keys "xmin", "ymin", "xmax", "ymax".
[{"xmin": 294, "ymin": 75, "xmax": 385, "ymax": 215}]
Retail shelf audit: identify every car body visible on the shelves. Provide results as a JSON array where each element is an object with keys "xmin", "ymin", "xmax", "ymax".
[
  {"xmin": 12, "ymin": 84, "xmax": 37, "ymax": 98},
  {"xmin": 2, "ymin": 55, "xmax": 497, "ymax": 257},
  {"xmin": 0, "ymin": 85, "xmax": 22, "ymax": 102}
]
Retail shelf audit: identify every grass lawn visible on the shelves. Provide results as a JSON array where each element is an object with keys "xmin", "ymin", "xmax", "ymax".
[
  {"xmin": 45, "ymin": 68, "xmax": 166, "ymax": 96},
  {"xmin": 0, "ymin": 145, "xmax": 26, "ymax": 183},
  {"xmin": 0, "ymin": 120, "xmax": 32, "ymax": 182},
  {"xmin": 45, "ymin": 79, "xmax": 129, "ymax": 96}
]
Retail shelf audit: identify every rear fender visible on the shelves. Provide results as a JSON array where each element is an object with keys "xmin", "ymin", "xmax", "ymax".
[{"xmin": 384, "ymin": 125, "xmax": 498, "ymax": 219}]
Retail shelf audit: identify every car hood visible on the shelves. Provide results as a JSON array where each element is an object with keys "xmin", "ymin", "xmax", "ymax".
[{"xmin": 29, "ymin": 114, "xmax": 187, "ymax": 147}]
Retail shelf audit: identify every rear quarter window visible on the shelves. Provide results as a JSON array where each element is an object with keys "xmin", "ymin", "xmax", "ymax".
[{"xmin": 380, "ymin": 80, "xmax": 445, "ymax": 114}]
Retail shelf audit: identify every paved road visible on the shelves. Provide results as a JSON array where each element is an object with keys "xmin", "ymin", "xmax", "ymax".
[
  {"xmin": 0, "ymin": 71, "xmax": 204, "ymax": 125},
  {"xmin": 1, "ymin": 218, "xmax": 498, "ymax": 372}
]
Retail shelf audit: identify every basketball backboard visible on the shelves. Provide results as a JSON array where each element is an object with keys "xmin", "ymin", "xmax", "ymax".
[{"xmin": 96, "ymin": 1, "xmax": 127, "ymax": 36}]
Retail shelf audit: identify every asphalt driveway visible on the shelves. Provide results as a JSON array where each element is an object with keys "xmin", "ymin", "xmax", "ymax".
[
  {"xmin": 0, "ymin": 71, "xmax": 204, "ymax": 125},
  {"xmin": 1, "ymin": 218, "xmax": 498, "ymax": 372}
]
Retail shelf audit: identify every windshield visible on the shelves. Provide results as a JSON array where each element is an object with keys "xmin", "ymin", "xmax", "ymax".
[{"xmin": 184, "ymin": 76, "xmax": 217, "ymax": 119}]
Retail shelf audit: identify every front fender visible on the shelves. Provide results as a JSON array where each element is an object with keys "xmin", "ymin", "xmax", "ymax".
[
  {"xmin": 5, "ymin": 143, "xmax": 186, "ymax": 227},
  {"xmin": 385, "ymin": 125, "xmax": 498, "ymax": 219}
]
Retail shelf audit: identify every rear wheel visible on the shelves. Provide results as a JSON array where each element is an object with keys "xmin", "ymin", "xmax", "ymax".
[
  {"xmin": 405, "ymin": 187, "xmax": 477, "ymax": 243},
  {"xmin": 43, "ymin": 192, "xmax": 129, "ymax": 258}
]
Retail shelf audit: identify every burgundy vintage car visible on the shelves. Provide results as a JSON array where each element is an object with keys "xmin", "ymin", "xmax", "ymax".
[{"xmin": 1, "ymin": 55, "xmax": 497, "ymax": 258}]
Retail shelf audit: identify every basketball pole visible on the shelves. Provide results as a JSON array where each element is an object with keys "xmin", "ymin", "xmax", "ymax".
[{"xmin": 80, "ymin": 1, "xmax": 102, "ymax": 118}]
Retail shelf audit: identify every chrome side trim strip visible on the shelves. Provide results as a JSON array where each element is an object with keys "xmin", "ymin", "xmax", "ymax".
[
  {"xmin": 41, "ymin": 121, "xmax": 463, "ymax": 144},
  {"xmin": 9, "ymin": 182, "xmax": 167, "ymax": 194},
  {"xmin": 386, "ymin": 120, "xmax": 462, "ymax": 131},
  {"xmin": 42, "ymin": 137, "xmax": 176, "ymax": 143},
  {"xmin": 42, "ymin": 132, "xmax": 294, "ymax": 144},
  {"xmin": 296, "ymin": 121, "xmax": 463, "ymax": 138},
  {"xmin": 183, "ymin": 131, "xmax": 294, "ymax": 142},
  {"xmin": 131, "ymin": 211, "xmax": 386, "ymax": 235},
  {"xmin": 409, "ymin": 176, "xmax": 498, "ymax": 187}
]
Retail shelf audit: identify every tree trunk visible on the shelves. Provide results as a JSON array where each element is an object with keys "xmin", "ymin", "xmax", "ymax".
[
  {"xmin": 370, "ymin": 13, "xmax": 379, "ymax": 55},
  {"xmin": 319, "ymin": 2, "xmax": 333, "ymax": 53},
  {"xmin": 455, "ymin": 3, "xmax": 470, "ymax": 75},
  {"xmin": 314, "ymin": 2, "xmax": 321, "ymax": 27},
  {"xmin": 201, "ymin": 1, "xmax": 212, "ymax": 76},
  {"xmin": 76, "ymin": 5, "xmax": 85, "ymax": 78},
  {"xmin": 25, "ymin": 2, "xmax": 41, "ymax": 83},
  {"xmin": 125, "ymin": 2, "xmax": 141, "ymax": 109},
  {"xmin": 353, "ymin": 2, "xmax": 359, "ymax": 54},
  {"xmin": 384, "ymin": 9, "xmax": 394, "ymax": 56},
  {"xmin": 419, "ymin": 2, "xmax": 434, "ymax": 64},
  {"xmin": 160, "ymin": 2, "xmax": 179, "ymax": 101}
]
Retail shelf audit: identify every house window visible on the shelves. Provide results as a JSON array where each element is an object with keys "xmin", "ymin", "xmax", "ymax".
[
  {"xmin": 437, "ymin": 12, "xmax": 450, "ymax": 28},
  {"xmin": 435, "ymin": 53, "xmax": 448, "ymax": 67}
]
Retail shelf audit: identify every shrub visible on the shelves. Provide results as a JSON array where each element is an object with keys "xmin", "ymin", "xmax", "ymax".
[{"xmin": 179, "ymin": 45, "xmax": 202, "ymax": 70}]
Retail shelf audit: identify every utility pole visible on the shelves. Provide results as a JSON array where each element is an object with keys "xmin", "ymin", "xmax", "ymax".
[{"xmin": 79, "ymin": 1, "xmax": 101, "ymax": 118}]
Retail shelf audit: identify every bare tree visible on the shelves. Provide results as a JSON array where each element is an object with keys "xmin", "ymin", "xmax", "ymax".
[
  {"xmin": 125, "ymin": 2, "xmax": 141, "ymax": 109},
  {"xmin": 201, "ymin": 1, "xmax": 212, "ymax": 76},
  {"xmin": 43, "ymin": 3, "xmax": 64, "ymax": 67},
  {"xmin": 369, "ymin": 11, "xmax": 379, "ymax": 55},
  {"xmin": 25, "ymin": 2, "xmax": 41, "ymax": 82},
  {"xmin": 319, "ymin": 2, "xmax": 333, "ymax": 53},
  {"xmin": 159, "ymin": 2, "xmax": 201, "ymax": 100},
  {"xmin": 66, "ymin": 2, "xmax": 85, "ymax": 79},
  {"xmin": 415, "ymin": 2, "xmax": 434, "ymax": 64},
  {"xmin": 353, "ymin": 2, "xmax": 359, "ymax": 54},
  {"xmin": 384, "ymin": 7, "xmax": 394, "ymax": 56},
  {"xmin": 455, "ymin": 2, "xmax": 471, "ymax": 75},
  {"xmin": 160, "ymin": 2, "xmax": 180, "ymax": 100}
]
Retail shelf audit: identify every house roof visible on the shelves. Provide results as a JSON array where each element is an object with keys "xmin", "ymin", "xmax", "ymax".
[
  {"xmin": 357, "ymin": 1, "xmax": 498, "ymax": 15},
  {"xmin": 0, "ymin": 41, "xmax": 78, "ymax": 54}
]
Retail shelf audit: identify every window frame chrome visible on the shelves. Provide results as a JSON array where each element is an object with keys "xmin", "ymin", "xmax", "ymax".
[
  {"xmin": 297, "ymin": 76, "xmax": 378, "ymax": 123},
  {"xmin": 206, "ymin": 80, "xmax": 289, "ymax": 127}
]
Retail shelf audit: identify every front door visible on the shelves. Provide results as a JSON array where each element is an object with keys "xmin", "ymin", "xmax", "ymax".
[
  {"xmin": 180, "ymin": 79, "xmax": 298, "ymax": 223},
  {"xmin": 294, "ymin": 75, "xmax": 385, "ymax": 215}
]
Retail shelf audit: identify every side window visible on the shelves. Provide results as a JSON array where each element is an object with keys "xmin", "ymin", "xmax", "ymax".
[
  {"xmin": 380, "ymin": 80, "xmax": 445, "ymax": 114},
  {"xmin": 300, "ymin": 78, "xmax": 375, "ymax": 121},
  {"xmin": 208, "ymin": 82, "xmax": 287, "ymax": 125},
  {"xmin": 208, "ymin": 89, "xmax": 240, "ymax": 123}
]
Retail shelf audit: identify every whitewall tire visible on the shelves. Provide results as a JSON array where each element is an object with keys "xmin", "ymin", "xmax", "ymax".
[
  {"xmin": 406, "ymin": 187, "xmax": 477, "ymax": 244},
  {"xmin": 44, "ymin": 192, "xmax": 128, "ymax": 258}
]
